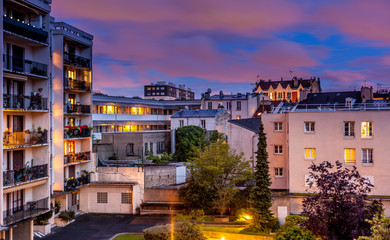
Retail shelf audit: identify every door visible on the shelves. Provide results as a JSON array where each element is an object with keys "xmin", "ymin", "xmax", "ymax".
[
  {"xmin": 13, "ymin": 81, "xmax": 24, "ymax": 108},
  {"xmin": 13, "ymin": 150, "xmax": 24, "ymax": 170},
  {"xmin": 12, "ymin": 116, "xmax": 24, "ymax": 145},
  {"xmin": 13, "ymin": 116, "xmax": 24, "ymax": 132},
  {"xmin": 13, "ymin": 190, "xmax": 24, "ymax": 212},
  {"xmin": 68, "ymin": 165, "xmax": 75, "ymax": 178},
  {"xmin": 12, "ymin": 45, "xmax": 24, "ymax": 72}
]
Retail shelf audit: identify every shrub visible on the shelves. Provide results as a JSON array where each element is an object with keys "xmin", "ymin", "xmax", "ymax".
[
  {"xmin": 243, "ymin": 214, "xmax": 280, "ymax": 233},
  {"xmin": 284, "ymin": 215, "xmax": 308, "ymax": 228},
  {"xmin": 143, "ymin": 221, "xmax": 206, "ymax": 240},
  {"xmin": 55, "ymin": 201, "xmax": 61, "ymax": 214},
  {"xmin": 34, "ymin": 210, "xmax": 53, "ymax": 225},
  {"xmin": 276, "ymin": 226, "xmax": 316, "ymax": 240},
  {"xmin": 58, "ymin": 210, "xmax": 75, "ymax": 222}
]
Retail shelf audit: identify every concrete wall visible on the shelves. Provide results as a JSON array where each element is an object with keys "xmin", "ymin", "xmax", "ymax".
[
  {"xmin": 144, "ymin": 165, "xmax": 176, "ymax": 188},
  {"xmin": 227, "ymin": 122, "xmax": 257, "ymax": 167},
  {"xmin": 144, "ymin": 188, "xmax": 180, "ymax": 203}
]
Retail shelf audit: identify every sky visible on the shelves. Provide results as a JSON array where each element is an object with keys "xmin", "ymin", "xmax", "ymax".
[{"xmin": 52, "ymin": 0, "xmax": 390, "ymax": 98}]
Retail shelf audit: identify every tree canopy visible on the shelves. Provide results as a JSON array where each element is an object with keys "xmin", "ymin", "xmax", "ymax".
[{"xmin": 174, "ymin": 126, "xmax": 206, "ymax": 162}]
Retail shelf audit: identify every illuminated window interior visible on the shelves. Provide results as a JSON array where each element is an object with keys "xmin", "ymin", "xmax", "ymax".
[
  {"xmin": 68, "ymin": 70, "xmax": 76, "ymax": 79},
  {"xmin": 305, "ymin": 148, "xmax": 316, "ymax": 159},
  {"xmin": 65, "ymin": 141, "xmax": 76, "ymax": 155},
  {"xmin": 130, "ymin": 125, "xmax": 137, "ymax": 131},
  {"xmin": 344, "ymin": 148, "xmax": 356, "ymax": 163},
  {"xmin": 361, "ymin": 121, "xmax": 373, "ymax": 137},
  {"xmin": 107, "ymin": 106, "xmax": 117, "ymax": 114}
]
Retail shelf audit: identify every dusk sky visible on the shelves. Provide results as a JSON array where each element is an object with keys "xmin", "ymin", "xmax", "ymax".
[{"xmin": 52, "ymin": 0, "xmax": 390, "ymax": 98}]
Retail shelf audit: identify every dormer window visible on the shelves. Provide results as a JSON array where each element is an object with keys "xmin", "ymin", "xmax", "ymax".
[{"xmin": 345, "ymin": 97, "xmax": 354, "ymax": 107}]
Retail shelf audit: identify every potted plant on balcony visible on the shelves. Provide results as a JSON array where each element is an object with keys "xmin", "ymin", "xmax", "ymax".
[{"xmin": 34, "ymin": 210, "xmax": 53, "ymax": 235}]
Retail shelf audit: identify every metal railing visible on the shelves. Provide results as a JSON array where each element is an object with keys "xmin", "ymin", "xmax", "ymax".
[
  {"xmin": 3, "ymin": 94, "xmax": 48, "ymax": 110},
  {"xmin": 3, "ymin": 16, "xmax": 48, "ymax": 43},
  {"xmin": 64, "ymin": 175, "xmax": 91, "ymax": 192},
  {"xmin": 64, "ymin": 78, "xmax": 91, "ymax": 92},
  {"xmin": 3, "ymin": 131, "xmax": 48, "ymax": 147},
  {"xmin": 64, "ymin": 52, "xmax": 91, "ymax": 68},
  {"xmin": 3, "ymin": 164, "xmax": 48, "ymax": 187},
  {"xmin": 3, "ymin": 197, "xmax": 49, "ymax": 226},
  {"xmin": 64, "ymin": 151, "xmax": 91, "ymax": 165},
  {"xmin": 65, "ymin": 104, "xmax": 91, "ymax": 114},
  {"xmin": 64, "ymin": 128, "xmax": 92, "ymax": 139},
  {"xmin": 3, "ymin": 54, "xmax": 48, "ymax": 77},
  {"xmin": 277, "ymin": 102, "xmax": 390, "ymax": 113}
]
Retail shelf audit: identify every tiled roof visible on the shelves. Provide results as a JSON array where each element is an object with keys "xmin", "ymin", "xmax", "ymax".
[
  {"xmin": 171, "ymin": 109, "xmax": 224, "ymax": 118},
  {"xmin": 257, "ymin": 79, "xmax": 314, "ymax": 91},
  {"xmin": 300, "ymin": 91, "xmax": 362, "ymax": 105},
  {"xmin": 228, "ymin": 118, "xmax": 262, "ymax": 133}
]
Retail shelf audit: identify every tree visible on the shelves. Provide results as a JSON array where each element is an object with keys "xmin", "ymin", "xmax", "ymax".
[
  {"xmin": 175, "ymin": 126, "xmax": 206, "ymax": 162},
  {"xmin": 358, "ymin": 213, "xmax": 390, "ymax": 240},
  {"xmin": 302, "ymin": 161, "xmax": 382, "ymax": 240},
  {"xmin": 179, "ymin": 141, "xmax": 252, "ymax": 215},
  {"xmin": 146, "ymin": 151, "xmax": 172, "ymax": 164},
  {"xmin": 250, "ymin": 122, "xmax": 274, "ymax": 231}
]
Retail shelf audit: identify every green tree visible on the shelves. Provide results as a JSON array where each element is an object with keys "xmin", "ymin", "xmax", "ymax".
[
  {"xmin": 179, "ymin": 141, "xmax": 252, "ymax": 215},
  {"xmin": 358, "ymin": 213, "xmax": 390, "ymax": 240},
  {"xmin": 249, "ymin": 122, "xmax": 274, "ymax": 231},
  {"xmin": 146, "ymin": 151, "xmax": 172, "ymax": 164},
  {"xmin": 175, "ymin": 126, "xmax": 206, "ymax": 162}
]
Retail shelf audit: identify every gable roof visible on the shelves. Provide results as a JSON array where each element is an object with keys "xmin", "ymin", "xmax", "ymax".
[
  {"xmin": 228, "ymin": 118, "xmax": 262, "ymax": 133},
  {"xmin": 171, "ymin": 109, "xmax": 225, "ymax": 118}
]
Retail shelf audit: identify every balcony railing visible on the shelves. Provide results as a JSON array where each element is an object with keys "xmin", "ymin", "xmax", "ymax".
[
  {"xmin": 3, "ymin": 16, "xmax": 48, "ymax": 44},
  {"xmin": 3, "ymin": 197, "xmax": 49, "ymax": 226},
  {"xmin": 3, "ymin": 164, "xmax": 48, "ymax": 188},
  {"xmin": 64, "ymin": 78, "xmax": 91, "ymax": 92},
  {"xmin": 3, "ymin": 54, "xmax": 48, "ymax": 77},
  {"xmin": 64, "ymin": 126, "xmax": 92, "ymax": 139},
  {"xmin": 64, "ymin": 151, "xmax": 91, "ymax": 165},
  {"xmin": 3, "ymin": 94, "xmax": 48, "ymax": 110},
  {"xmin": 3, "ymin": 131, "xmax": 48, "ymax": 148},
  {"xmin": 64, "ymin": 52, "xmax": 91, "ymax": 69},
  {"xmin": 65, "ymin": 104, "xmax": 91, "ymax": 114},
  {"xmin": 64, "ymin": 175, "xmax": 91, "ymax": 192}
]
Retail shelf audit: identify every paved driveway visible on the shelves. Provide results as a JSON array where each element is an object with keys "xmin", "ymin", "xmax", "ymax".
[{"xmin": 40, "ymin": 214, "xmax": 171, "ymax": 240}]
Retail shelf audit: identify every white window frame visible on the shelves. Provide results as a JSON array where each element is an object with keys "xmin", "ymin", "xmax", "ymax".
[
  {"xmin": 344, "ymin": 148, "xmax": 356, "ymax": 164},
  {"xmin": 344, "ymin": 121, "xmax": 355, "ymax": 137},
  {"xmin": 361, "ymin": 121, "xmax": 373, "ymax": 138},
  {"xmin": 274, "ymin": 145, "xmax": 283, "ymax": 154},
  {"xmin": 305, "ymin": 174, "xmax": 317, "ymax": 187},
  {"xmin": 179, "ymin": 120, "xmax": 184, "ymax": 128},
  {"xmin": 304, "ymin": 122, "xmax": 315, "ymax": 133},
  {"xmin": 121, "ymin": 193, "xmax": 132, "ymax": 204},
  {"xmin": 275, "ymin": 168, "xmax": 284, "ymax": 177},
  {"xmin": 97, "ymin": 192, "xmax": 108, "ymax": 204},
  {"xmin": 274, "ymin": 122, "xmax": 283, "ymax": 131},
  {"xmin": 362, "ymin": 148, "xmax": 373, "ymax": 164},
  {"xmin": 200, "ymin": 120, "xmax": 206, "ymax": 129},
  {"xmin": 304, "ymin": 148, "xmax": 316, "ymax": 160}
]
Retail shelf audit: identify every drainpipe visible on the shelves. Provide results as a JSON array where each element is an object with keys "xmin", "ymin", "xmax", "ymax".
[{"xmin": 252, "ymin": 133, "xmax": 258, "ymax": 172}]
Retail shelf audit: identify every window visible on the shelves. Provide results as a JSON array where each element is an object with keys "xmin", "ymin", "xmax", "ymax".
[
  {"xmin": 305, "ymin": 148, "xmax": 316, "ymax": 159},
  {"xmin": 305, "ymin": 174, "xmax": 316, "ymax": 187},
  {"xmin": 236, "ymin": 101, "xmax": 241, "ymax": 111},
  {"xmin": 275, "ymin": 168, "xmax": 283, "ymax": 177},
  {"xmin": 362, "ymin": 149, "xmax": 373, "ymax": 164},
  {"xmin": 274, "ymin": 122, "xmax": 282, "ymax": 131},
  {"xmin": 208, "ymin": 102, "xmax": 212, "ymax": 109},
  {"xmin": 274, "ymin": 145, "xmax": 283, "ymax": 154},
  {"xmin": 97, "ymin": 192, "xmax": 108, "ymax": 203},
  {"xmin": 269, "ymin": 92, "xmax": 274, "ymax": 100},
  {"xmin": 304, "ymin": 122, "xmax": 315, "ymax": 133},
  {"xmin": 344, "ymin": 148, "xmax": 356, "ymax": 164},
  {"xmin": 126, "ymin": 143, "xmax": 134, "ymax": 156},
  {"xmin": 144, "ymin": 143, "xmax": 148, "ymax": 155},
  {"xmin": 344, "ymin": 121, "xmax": 355, "ymax": 137},
  {"xmin": 361, "ymin": 121, "xmax": 373, "ymax": 138},
  {"xmin": 179, "ymin": 120, "xmax": 184, "ymax": 128},
  {"xmin": 71, "ymin": 192, "xmax": 78, "ymax": 206},
  {"xmin": 157, "ymin": 142, "xmax": 165, "ymax": 154},
  {"xmin": 150, "ymin": 142, "xmax": 154, "ymax": 154},
  {"xmin": 121, "ymin": 193, "xmax": 132, "ymax": 204},
  {"xmin": 201, "ymin": 120, "xmax": 206, "ymax": 129},
  {"xmin": 286, "ymin": 92, "xmax": 292, "ymax": 99},
  {"xmin": 278, "ymin": 92, "xmax": 283, "ymax": 99},
  {"xmin": 226, "ymin": 102, "xmax": 232, "ymax": 110},
  {"xmin": 363, "ymin": 176, "xmax": 374, "ymax": 187},
  {"xmin": 236, "ymin": 115, "xmax": 241, "ymax": 119}
]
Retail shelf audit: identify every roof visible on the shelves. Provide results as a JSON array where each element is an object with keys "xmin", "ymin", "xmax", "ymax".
[
  {"xmin": 171, "ymin": 109, "xmax": 225, "ymax": 118},
  {"xmin": 228, "ymin": 118, "xmax": 262, "ymax": 133},
  {"xmin": 256, "ymin": 78, "xmax": 317, "ymax": 91},
  {"xmin": 93, "ymin": 93, "xmax": 201, "ymax": 109},
  {"xmin": 300, "ymin": 91, "xmax": 362, "ymax": 105},
  {"xmin": 207, "ymin": 93, "xmax": 249, "ymax": 100}
]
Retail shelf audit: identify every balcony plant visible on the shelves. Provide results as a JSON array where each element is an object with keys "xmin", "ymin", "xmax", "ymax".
[{"xmin": 65, "ymin": 177, "xmax": 79, "ymax": 191}]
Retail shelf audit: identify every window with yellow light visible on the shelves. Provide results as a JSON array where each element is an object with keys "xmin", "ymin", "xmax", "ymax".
[{"xmin": 344, "ymin": 148, "xmax": 355, "ymax": 164}]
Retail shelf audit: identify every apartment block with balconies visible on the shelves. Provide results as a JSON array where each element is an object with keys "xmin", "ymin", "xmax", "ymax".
[
  {"xmin": 52, "ymin": 21, "xmax": 93, "ymax": 214},
  {"xmin": 1, "ymin": 0, "xmax": 52, "ymax": 239}
]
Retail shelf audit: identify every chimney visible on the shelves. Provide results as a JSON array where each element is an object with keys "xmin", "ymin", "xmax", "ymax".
[
  {"xmin": 219, "ymin": 90, "xmax": 224, "ymax": 99},
  {"xmin": 293, "ymin": 76, "xmax": 298, "ymax": 87},
  {"xmin": 361, "ymin": 86, "xmax": 374, "ymax": 103}
]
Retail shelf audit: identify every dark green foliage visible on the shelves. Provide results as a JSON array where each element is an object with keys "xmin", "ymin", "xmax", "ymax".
[
  {"xmin": 34, "ymin": 210, "xmax": 53, "ymax": 225},
  {"xmin": 244, "ymin": 214, "xmax": 280, "ymax": 233},
  {"xmin": 146, "ymin": 151, "xmax": 172, "ymax": 164},
  {"xmin": 143, "ymin": 221, "xmax": 206, "ymax": 240},
  {"xmin": 249, "ymin": 122, "xmax": 273, "ymax": 232},
  {"xmin": 276, "ymin": 226, "xmax": 317, "ymax": 240},
  {"xmin": 358, "ymin": 212, "xmax": 390, "ymax": 240},
  {"xmin": 58, "ymin": 210, "xmax": 75, "ymax": 222},
  {"xmin": 303, "ymin": 161, "xmax": 383, "ymax": 240},
  {"xmin": 175, "ymin": 126, "xmax": 207, "ymax": 162},
  {"xmin": 208, "ymin": 131, "xmax": 226, "ymax": 143},
  {"xmin": 55, "ymin": 201, "xmax": 61, "ymax": 214}
]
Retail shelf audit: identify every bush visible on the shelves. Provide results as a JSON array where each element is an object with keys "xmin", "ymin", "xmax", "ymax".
[
  {"xmin": 55, "ymin": 201, "xmax": 61, "ymax": 214},
  {"xmin": 58, "ymin": 210, "xmax": 75, "ymax": 222},
  {"xmin": 243, "ymin": 214, "xmax": 280, "ymax": 233},
  {"xmin": 143, "ymin": 221, "xmax": 206, "ymax": 240},
  {"xmin": 284, "ymin": 215, "xmax": 308, "ymax": 228},
  {"xmin": 276, "ymin": 226, "xmax": 316, "ymax": 240},
  {"xmin": 34, "ymin": 210, "xmax": 53, "ymax": 225}
]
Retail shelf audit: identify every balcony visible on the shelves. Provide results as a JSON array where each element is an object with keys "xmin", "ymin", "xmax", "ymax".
[
  {"xmin": 65, "ymin": 103, "xmax": 91, "ymax": 115},
  {"xmin": 64, "ymin": 52, "xmax": 91, "ymax": 69},
  {"xmin": 3, "ymin": 130, "xmax": 48, "ymax": 149},
  {"xmin": 3, "ymin": 197, "xmax": 49, "ymax": 226},
  {"xmin": 3, "ymin": 94, "xmax": 48, "ymax": 111},
  {"xmin": 3, "ymin": 164, "xmax": 48, "ymax": 188},
  {"xmin": 64, "ymin": 78, "xmax": 91, "ymax": 92},
  {"xmin": 3, "ymin": 54, "xmax": 48, "ymax": 77},
  {"xmin": 64, "ymin": 151, "xmax": 91, "ymax": 165},
  {"xmin": 64, "ymin": 174, "xmax": 91, "ymax": 192},
  {"xmin": 64, "ymin": 126, "xmax": 92, "ymax": 140},
  {"xmin": 3, "ymin": 16, "xmax": 48, "ymax": 44}
]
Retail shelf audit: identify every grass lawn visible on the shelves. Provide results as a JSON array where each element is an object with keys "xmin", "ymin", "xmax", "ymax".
[
  {"xmin": 113, "ymin": 234, "xmax": 144, "ymax": 240},
  {"xmin": 201, "ymin": 225, "xmax": 274, "ymax": 237}
]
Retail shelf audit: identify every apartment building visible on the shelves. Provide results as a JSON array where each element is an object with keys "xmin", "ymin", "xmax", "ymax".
[
  {"xmin": 144, "ymin": 81, "xmax": 195, "ymax": 100},
  {"xmin": 52, "ymin": 22, "xmax": 93, "ymax": 215},
  {"xmin": 1, "ymin": 0, "xmax": 52, "ymax": 239},
  {"xmin": 262, "ymin": 91, "xmax": 390, "ymax": 216}
]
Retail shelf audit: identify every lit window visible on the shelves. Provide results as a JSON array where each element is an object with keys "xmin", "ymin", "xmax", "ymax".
[
  {"xmin": 201, "ymin": 120, "xmax": 206, "ymax": 129},
  {"xmin": 236, "ymin": 115, "xmax": 241, "ymax": 119},
  {"xmin": 278, "ymin": 92, "xmax": 283, "ymax": 99},
  {"xmin": 107, "ymin": 106, "xmax": 116, "ymax": 114},
  {"xmin": 179, "ymin": 120, "xmax": 184, "ymax": 128},
  {"xmin": 305, "ymin": 148, "xmax": 316, "ymax": 159},
  {"xmin": 121, "ymin": 193, "xmax": 132, "ymax": 204},
  {"xmin": 275, "ymin": 168, "xmax": 283, "ymax": 177},
  {"xmin": 269, "ymin": 92, "xmax": 274, "ymax": 100},
  {"xmin": 362, "ymin": 149, "xmax": 373, "ymax": 164},
  {"xmin": 147, "ymin": 87, "xmax": 151, "ymax": 90},
  {"xmin": 344, "ymin": 148, "xmax": 356, "ymax": 164},
  {"xmin": 274, "ymin": 122, "xmax": 282, "ymax": 131},
  {"xmin": 97, "ymin": 192, "xmax": 108, "ymax": 203},
  {"xmin": 304, "ymin": 122, "xmax": 315, "ymax": 133},
  {"xmin": 274, "ymin": 145, "xmax": 283, "ymax": 154},
  {"xmin": 361, "ymin": 121, "xmax": 373, "ymax": 138},
  {"xmin": 344, "ymin": 121, "xmax": 355, "ymax": 137}
]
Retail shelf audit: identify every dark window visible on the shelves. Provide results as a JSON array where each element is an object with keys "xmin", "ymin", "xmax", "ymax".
[{"xmin": 126, "ymin": 143, "xmax": 134, "ymax": 156}]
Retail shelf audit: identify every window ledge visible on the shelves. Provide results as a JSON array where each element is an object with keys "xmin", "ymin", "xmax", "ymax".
[
  {"xmin": 304, "ymin": 131, "xmax": 315, "ymax": 134},
  {"xmin": 275, "ymin": 176, "xmax": 284, "ymax": 178},
  {"xmin": 343, "ymin": 136, "xmax": 355, "ymax": 139},
  {"xmin": 304, "ymin": 158, "xmax": 315, "ymax": 161},
  {"xmin": 344, "ymin": 163, "xmax": 356, "ymax": 166},
  {"xmin": 274, "ymin": 153, "xmax": 283, "ymax": 155},
  {"xmin": 361, "ymin": 136, "xmax": 373, "ymax": 140},
  {"xmin": 273, "ymin": 130, "xmax": 283, "ymax": 132},
  {"xmin": 362, "ymin": 163, "xmax": 374, "ymax": 167}
]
